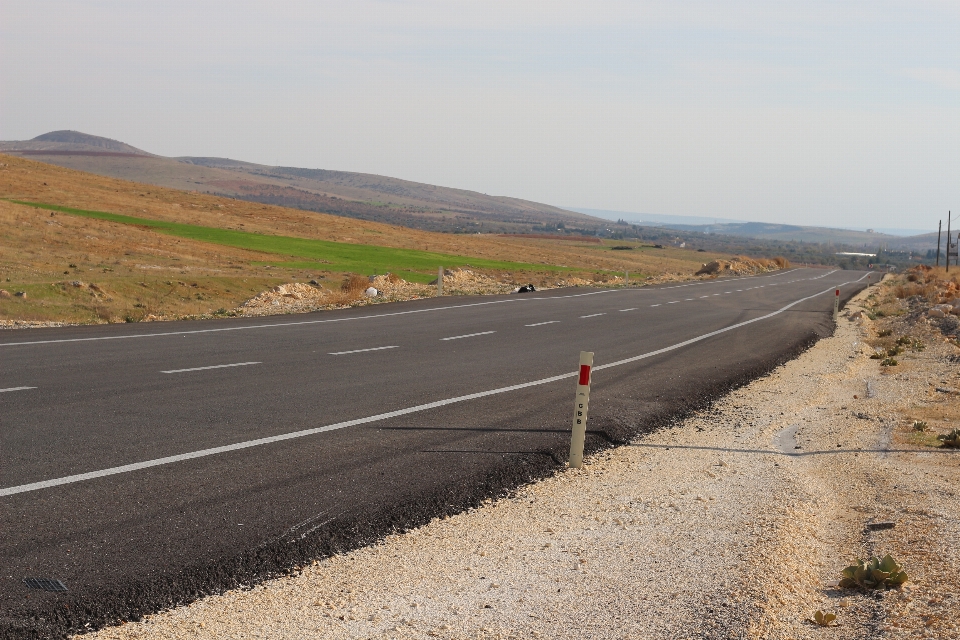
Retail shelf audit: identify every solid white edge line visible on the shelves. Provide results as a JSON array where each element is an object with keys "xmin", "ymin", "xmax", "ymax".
[
  {"xmin": 161, "ymin": 362, "xmax": 262, "ymax": 374},
  {"xmin": 0, "ymin": 386, "xmax": 37, "ymax": 393},
  {"xmin": 329, "ymin": 346, "xmax": 399, "ymax": 355},
  {"xmin": 0, "ymin": 273, "xmax": 868, "ymax": 498},
  {"xmin": 440, "ymin": 331, "xmax": 496, "ymax": 341},
  {"xmin": 0, "ymin": 268, "xmax": 819, "ymax": 348}
]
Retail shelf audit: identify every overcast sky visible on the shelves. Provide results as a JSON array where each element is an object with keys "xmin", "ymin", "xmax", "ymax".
[{"xmin": 1, "ymin": 1, "xmax": 957, "ymax": 229}]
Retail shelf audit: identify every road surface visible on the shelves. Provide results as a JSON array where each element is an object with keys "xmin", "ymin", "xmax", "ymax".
[{"xmin": 0, "ymin": 268, "xmax": 871, "ymax": 638}]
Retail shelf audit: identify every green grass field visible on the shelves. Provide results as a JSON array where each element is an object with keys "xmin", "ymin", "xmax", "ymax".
[{"xmin": 11, "ymin": 201, "xmax": 571, "ymax": 283}]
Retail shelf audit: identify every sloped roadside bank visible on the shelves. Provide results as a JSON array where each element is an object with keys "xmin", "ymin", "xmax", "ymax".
[
  {"xmin": 3, "ymin": 276, "xmax": 853, "ymax": 640},
  {"xmin": 75, "ymin": 278, "xmax": 960, "ymax": 640}
]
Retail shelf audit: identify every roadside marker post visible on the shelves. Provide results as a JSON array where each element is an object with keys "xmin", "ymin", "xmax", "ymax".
[
  {"xmin": 834, "ymin": 289, "xmax": 840, "ymax": 321},
  {"xmin": 568, "ymin": 351, "xmax": 594, "ymax": 469},
  {"xmin": 437, "ymin": 266, "xmax": 444, "ymax": 296}
]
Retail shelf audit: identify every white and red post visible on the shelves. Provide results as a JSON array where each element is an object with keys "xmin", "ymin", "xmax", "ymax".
[
  {"xmin": 833, "ymin": 288, "xmax": 840, "ymax": 321},
  {"xmin": 569, "ymin": 351, "xmax": 594, "ymax": 469}
]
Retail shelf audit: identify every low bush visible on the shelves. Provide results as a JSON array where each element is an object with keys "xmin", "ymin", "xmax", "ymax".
[{"xmin": 840, "ymin": 555, "xmax": 908, "ymax": 589}]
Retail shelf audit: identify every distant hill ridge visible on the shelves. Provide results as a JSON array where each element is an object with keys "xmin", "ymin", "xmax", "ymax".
[
  {"xmin": 0, "ymin": 131, "xmax": 600, "ymax": 233},
  {"xmin": 0, "ymin": 130, "xmax": 153, "ymax": 156}
]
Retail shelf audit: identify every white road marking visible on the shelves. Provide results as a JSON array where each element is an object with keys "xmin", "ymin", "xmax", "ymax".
[
  {"xmin": 525, "ymin": 321, "xmax": 560, "ymax": 327},
  {"xmin": 650, "ymin": 304, "xmax": 661, "ymax": 307},
  {"xmin": 699, "ymin": 295, "xmax": 710, "ymax": 298},
  {"xmin": 0, "ymin": 386, "xmax": 36, "ymax": 393},
  {"xmin": 0, "ymin": 273, "xmax": 869, "ymax": 498},
  {"xmin": 725, "ymin": 292, "xmax": 731, "ymax": 294},
  {"xmin": 0, "ymin": 290, "xmax": 617, "ymax": 348},
  {"xmin": 161, "ymin": 362, "xmax": 261, "ymax": 374},
  {"xmin": 619, "ymin": 308, "xmax": 637, "ymax": 312},
  {"xmin": 441, "ymin": 331, "xmax": 496, "ymax": 341},
  {"xmin": 329, "ymin": 346, "xmax": 399, "ymax": 355},
  {"xmin": 667, "ymin": 301, "xmax": 679, "ymax": 304},
  {"xmin": 580, "ymin": 313, "xmax": 606, "ymax": 318}
]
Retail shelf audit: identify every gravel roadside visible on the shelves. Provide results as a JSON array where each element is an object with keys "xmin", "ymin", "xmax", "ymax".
[{"xmin": 81, "ymin": 282, "xmax": 960, "ymax": 640}]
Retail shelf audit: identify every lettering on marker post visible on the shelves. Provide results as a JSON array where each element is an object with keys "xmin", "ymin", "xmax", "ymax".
[
  {"xmin": 569, "ymin": 351, "xmax": 594, "ymax": 469},
  {"xmin": 833, "ymin": 288, "xmax": 840, "ymax": 321}
]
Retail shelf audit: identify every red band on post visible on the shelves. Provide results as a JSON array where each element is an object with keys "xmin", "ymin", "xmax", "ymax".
[{"xmin": 578, "ymin": 365, "xmax": 591, "ymax": 386}]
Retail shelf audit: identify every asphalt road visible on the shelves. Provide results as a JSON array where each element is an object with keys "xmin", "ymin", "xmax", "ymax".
[{"xmin": 0, "ymin": 268, "xmax": 871, "ymax": 638}]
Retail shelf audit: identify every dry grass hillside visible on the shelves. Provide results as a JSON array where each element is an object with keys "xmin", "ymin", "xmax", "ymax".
[{"xmin": 0, "ymin": 154, "xmax": 734, "ymax": 325}]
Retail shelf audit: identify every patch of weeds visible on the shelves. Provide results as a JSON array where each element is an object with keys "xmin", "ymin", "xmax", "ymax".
[
  {"xmin": 887, "ymin": 346, "xmax": 903, "ymax": 357},
  {"xmin": 870, "ymin": 350, "xmax": 885, "ymax": 360},
  {"xmin": 913, "ymin": 420, "xmax": 929, "ymax": 432},
  {"xmin": 877, "ymin": 329, "xmax": 892, "ymax": 337},
  {"xmin": 809, "ymin": 611, "xmax": 837, "ymax": 627},
  {"xmin": 938, "ymin": 428, "xmax": 960, "ymax": 448},
  {"xmin": 880, "ymin": 357, "xmax": 898, "ymax": 366},
  {"xmin": 840, "ymin": 555, "xmax": 908, "ymax": 590}
]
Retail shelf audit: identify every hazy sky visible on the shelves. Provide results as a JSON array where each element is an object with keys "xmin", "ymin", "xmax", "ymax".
[{"xmin": 1, "ymin": 1, "xmax": 957, "ymax": 229}]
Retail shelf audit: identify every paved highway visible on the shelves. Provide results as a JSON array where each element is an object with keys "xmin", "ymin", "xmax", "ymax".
[{"xmin": 0, "ymin": 268, "xmax": 871, "ymax": 638}]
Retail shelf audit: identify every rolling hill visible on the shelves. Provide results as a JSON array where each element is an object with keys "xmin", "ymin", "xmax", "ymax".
[{"xmin": 0, "ymin": 131, "xmax": 604, "ymax": 233}]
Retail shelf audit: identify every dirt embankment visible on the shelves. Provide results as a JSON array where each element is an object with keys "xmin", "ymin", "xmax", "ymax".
[
  {"xmin": 81, "ymin": 274, "xmax": 960, "ymax": 640},
  {"xmin": 695, "ymin": 255, "xmax": 789, "ymax": 276}
]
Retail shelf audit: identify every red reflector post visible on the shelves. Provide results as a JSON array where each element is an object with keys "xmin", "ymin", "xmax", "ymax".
[{"xmin": 578, "ymin": 364, "xmax": 591, "ymax": 386}]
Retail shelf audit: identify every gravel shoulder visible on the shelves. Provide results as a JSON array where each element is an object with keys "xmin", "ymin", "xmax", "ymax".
[{"xmin": 81, "ymin": 280, "xmax": 960, "ymax": 640}]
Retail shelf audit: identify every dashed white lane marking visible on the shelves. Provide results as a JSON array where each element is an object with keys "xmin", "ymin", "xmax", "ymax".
[
  {"xmin": 700, "ymin": 295, "xmax": 710, "ymax": 298},
  {"xmin": 668, "ymin": 301, "xmax": 679, "ymax": 304},
  {"xmin": 619, "ymin": 308, "xmax": 637, "ymax": 312},
  {"xmin": 329, "ymin": 346, "xmax": 399, "ymax": 355},
  {"xmin": 0, "ymin": 268, "xmax": 836, "ymax": 349},
  {"xmin": 525, "ymin": 321, "xmax": 560, "ymax": 327},
  {"xmin": 161, "ymin": 362, "xmax": 261, "ymax": 374},
  {"xmin": 650, "ymin": 304, "xmax": 661, "ymax": 307},
  {"xmin": 0, "ymin": 274, "xmax": 868, "ymax": 498},
  {"xmin": 441, "ymin": 331, "xmax": 496, "ymax": 341},
  {"xmin": 580, "ymin": 313, "xmax": 606, "ymax": 318},
  {"xmin": 725, "ymin": 291, "xmax": 732, "ymax": 294},
  {"xmin": 736, "ymin": 289, "xmax": 743, "ymax": 291},
  {"xmin": 0, "ymin": 387, "xmax": 36, "ymax": 393}
]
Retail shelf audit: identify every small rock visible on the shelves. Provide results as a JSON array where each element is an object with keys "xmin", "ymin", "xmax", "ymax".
[
  {"xmin": 929, "ymin": 308, "xmax": 945, "ymax": 318},
  {"xmin": 866, "ymin": 521, "xmax": 896, "ymax": 531},
  {"xmin": 14, "ymin": 291, "xmax": 26, "ymax": 298},
  {"xmin": 0, "ymin": 289, "xmax": 10, "ymax": 299},
  {"xmin": 365, "ymin": 287, "xmax": 379, "ymax": 297}
]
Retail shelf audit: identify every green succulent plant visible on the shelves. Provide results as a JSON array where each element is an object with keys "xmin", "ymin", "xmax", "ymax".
[
  {"xmin": 880, "ymin": 358, "xmax": 898, "ymax": 366},
  {"xmin": 913, "ymin": 421, "xmax": 928, "ymax": 432},
  {"xmin": 810, "ymin": 610, "xmax": 837, "ymax": 627},
  {"xmin": 937, "ymin": 429, "xmax": 960, "ymax": 448},
  {"xmin": 839, "ymin": 555, "xmax": 908, "ymax": 590},
  {"xmin": 870, "ymin": 351, "xmax": 884, "ymax": 360}
]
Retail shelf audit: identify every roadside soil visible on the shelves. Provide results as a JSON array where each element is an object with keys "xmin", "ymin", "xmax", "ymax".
[{"xmin": 78, "ymin": 280, "xmax": 960, "ymax": 639}]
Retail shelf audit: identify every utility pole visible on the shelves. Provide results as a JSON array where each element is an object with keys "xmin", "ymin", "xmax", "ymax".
[
  {"xmin": 948, "ymin": 214, "xmax": 952, "ymax": 273},
  {"xmin": 936, "ymin": 220, "xmax": 942, "ymax": 267}
]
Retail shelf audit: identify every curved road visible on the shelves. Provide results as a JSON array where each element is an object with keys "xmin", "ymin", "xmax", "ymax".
[{"xmin": 0, "ymin": 268, "xmax": 871, "ymax": 637}]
